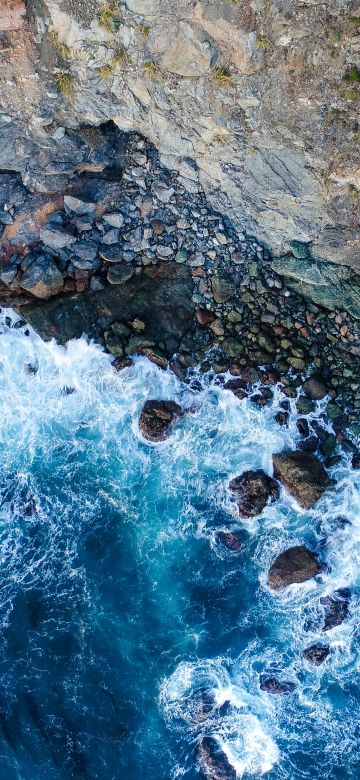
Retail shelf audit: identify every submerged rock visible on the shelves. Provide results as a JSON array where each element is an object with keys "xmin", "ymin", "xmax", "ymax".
[
  {"xmin": 198, "ymin": 736, "xmax": 236, "ymax": 780},
  {"xmin": 303, "ymin": 644, "xmax": 330, "ymax": 665},
  {"xmin": 259, "ymin": 677, "xmax": 296, "ymax": 694},
  {"xmin": 229, "ymin": 469, "xmax": 279, "ymax": 518},
  {"xmin": 216, "ymin": 530, "xmax": 243, "ymax": 552},
  {"xmin": 321, "ymin": 588, "xmax": 350, "ymax": 631},
  {"xmin": 272, "ymin": 451, "xmax": 333, "ymax": 509},
  {"xmin": 139, "ymin": 400, "xmax": 182, "ymax": 442},
  {"xmin": 268, "ymin": 545, "xmax": 322, "ymax": 589}
]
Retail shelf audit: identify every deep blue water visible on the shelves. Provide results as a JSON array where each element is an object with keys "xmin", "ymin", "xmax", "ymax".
[{"xmin": 0, "ymin": 310, "xmax": 358, "ymax": 780}]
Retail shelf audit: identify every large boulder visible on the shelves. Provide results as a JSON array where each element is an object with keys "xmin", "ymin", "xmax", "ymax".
[
  {"xmin": 229, "ymin": 469, "xmax": 279, "ymax": 518},
  {"xmin": 21, "ymin": 255, "xmax": 64, "ymax": 299},
  {"xmin": 198, "ymin": 736, "xmax": 236, "ymax": 780},
  {"xmin": 139, "ymin": 400, "xmax": 182, "ymax": 442},
  {"xmin": 302, "ymin": 377, "xmax": 328, "ymax": 400},
  {"xmin": 303, "ymin": 644, "xmax": 330, "ymax": 666},
  {"xmin": 272, "ymin": 451, "xmax": 333, "ymax": 509},
  {"xmin": 268, "ymin": 545, "xmax": 322, "ymax": 590}
]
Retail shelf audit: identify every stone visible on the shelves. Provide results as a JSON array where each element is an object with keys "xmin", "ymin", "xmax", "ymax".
[
  {"xmin": 272, "ymin": 451, "xmax": 333, "ymax": 509},
  {"xmin": 64, "ymin": 196, "xmax": 96, "ymax": 216},
  {"xmin": 352, "ymin": 452, "xmax": 360, "ymax": 469},
  {"xmin": 198, "ymin": 736, "xmax": 236, "ymax": 780},
  {"xmin": 107, "ymin": 265, "xmax": 135, "ymax": 285},
  {"xmin": 229, "ymin": 470, "xmax": 279, "ymax": 518},
  {"xmin": 40, "ymin": 227, "xmax": 76, "ymax": 251},
  {"xmin": 101, "ymin": 229, "xmax": 120, "ymax": 245},
  {"xmin": 320, "ymin": 589, "xmax": 350, "ymax": 631},
  {"xmin": 99, "ymin": 247, "xmax": 124, "ymax": 263},
  {"xmin": 139, "ymin": 400, "xmax": 182, "ymax": 442},
  {"xmin": 216, "ymin": 530, "xmax": 243, "ymax": 552},
  {"xmin": 196, "ymin": 308, "xmax": 216, "ymax": 325},
  {"xmin": 211, "ymin": 275, "xmax": 235, "ymax": 303},
  {"xmin": 303, "ymin": 644, "xmax": 330, "ymax": 666},
  {"xmin": 259, "ymin": 677, "xmax": 296, "ymax": 694},
  {"xmin": 71, "ymin": 240, "xmax": 98, "ymax": 264},
  {"xmin": 275, "ymin": 411, "xmax": 289, "ymax": 427},
  {"xmin": 302, "ymin": 377, "xmax": 328, "ymax": 400},
  {"xmin": 268, "ymin": 545, "xmax": 322, "ymax": 590},
  {"xmin": 299, "ymin": 435, "xmax": 319, "ymax": 453},
  {"xmin": 257, "ymin": 331, "xmax": 276, "ymax": 353},
  {"xmin": 161, "ymin": 22, "xmax": 213, "ymax": 79},
  {"xmin": 224, "ymin": 378, "xmax": 248, "ymax": 400},
  {"xmin": 21, "ymin": 255, "xmax": 64, "ymax": 299},
  {"xmin": 103, "ymin": 213, "xmax": 124, "ymax": 228}
]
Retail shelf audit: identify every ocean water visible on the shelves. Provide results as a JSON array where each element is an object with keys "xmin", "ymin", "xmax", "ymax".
[{"xmin": 0, "ymin": 309, "xmax": 358, "ymax": 780}]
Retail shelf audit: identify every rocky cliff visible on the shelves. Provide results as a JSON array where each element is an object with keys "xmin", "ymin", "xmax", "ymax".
[{"xmin": 0, "ymin": 0, "xmax": 359, "ymax": 313}]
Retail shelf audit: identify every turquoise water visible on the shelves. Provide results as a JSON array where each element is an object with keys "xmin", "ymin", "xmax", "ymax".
[{"xmin": 0, "ymin": 309, "xmax": 358, "ymax": 779}]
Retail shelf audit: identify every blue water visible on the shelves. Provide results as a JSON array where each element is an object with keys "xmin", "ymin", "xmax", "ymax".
[{"xmin": 0, "ymin": 309, "xmax": 358, "ymax": 780}]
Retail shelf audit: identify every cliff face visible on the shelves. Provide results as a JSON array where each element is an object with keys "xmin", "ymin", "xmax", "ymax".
[{"xmin": 0, "ymin": 0, "xmax": 359, "ymax": 311}]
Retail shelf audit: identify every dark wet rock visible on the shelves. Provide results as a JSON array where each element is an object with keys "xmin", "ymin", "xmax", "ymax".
[
  {"xmin": 251, "ymin": 393, "xmax": 269, "ymax": 407},
  {"xmin": 239, "ymin": 366, "xmax": 262, "ymax": 384},
  {"xmin": 268, "ymin": 545, "xmax": 322, "ymax": 589},
  {"xmin": 298, "ymin": 435, "xmax": 319, "ymax": 453},
  {"xmin": 139, "ymin": 399, "xmax": 182, "ymax": 442},
  {"xmin": 302, "ymin": 377, "xmax": 328, "ymax": 400},
  {"xmin": 193, "ymin": 688, "xmax": 216, "ymax": 723},
  {"xmin": 198, "ymin": 736, "xmax": 236, "ymax": 780},
  {"xmin": 224, "ymin": 378, "xmax": 248, "ymax": 400},
  {"xmin": 25, "ymin": 363, "xmax": 38, "ymax": 375},
  {"xmin": 216, "ymin": 530, "xmax": 243, "ymax": 552},
  {"xmin": 272, "ymin": 451, "xmax": 333, "ymax": 508},
  {"xmin": 229, "ymin": 469, "xmax": 279, "ymax": 518},
  {"xmin": 297, "ymin": 418, "xmax": 309, "ymax": 437},
  {"xmin": 107, "ymin": 265, "xmax": 135, "ymax": 285},
  {"xmin": 319, "ymin": 434, "xmax": 337, "ymax": 457},
  {"xmin": 259, "ymin": 677, "xmax": 296, "ymax": 694},
  {"xmin": 261, "ymin": 367, "xmax": 281, "ymax": 385},
  {"xmin": 21, "ymin": 255, "xmax": 64, "ymax": 299},
  {"xmin": 275, "ymin": 411, "xmax": 289, "ymax": 426},
  {"xmin": 352, "ymin": 452, "xmax": 360, "ymax": 469},
  {"xmin": 60, "ymin": 386, "xmax": 75, "ymax": 396},
  {"xmin": 296, "ymin": 396, "xmax": 315, "ymax": 415},
  {"xmin": 303, "ymin": 644, "xmax": 330, "ymax": 665},
  {"xmin": 112, "ymin": 356, "xmax": 133, "ymax": 371},
  {"xmin": 321, "ymin": 588, "xmax": 350, "ymax": 631},
  {"xmin": 40, "ymin": 226, "xmax": 76, "ymax": 250},
  {"xmin": 196, "ymin": 308, "xmax": 216, "ymax": 326}
]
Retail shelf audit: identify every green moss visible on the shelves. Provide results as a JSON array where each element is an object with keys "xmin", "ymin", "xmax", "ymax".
[
  {"xmin": 143, "ymin": 60, "xmax": 160, "ymax": 77},
  {"xmin": 55, "ymin": 72, "xmax": 74, "ymax": 98},
  {"xmin": 341, "ymin": 89, "xmax": 358, "ymax": 101},
  {"xmin": 98, "ymin": 2, "xmax": 121, "ymax": 33},
  {"xmin": 213, "ymin": 66, "xmax": 231, "ymax": 88},
  {"xmin": 256, "ymin": 35, "xmax": 272, "ymax": 49},
  {"xmin": 344, "ymin": 66, "xmax": 360, "ymax": 83},
  {"xmin": 49, "ymin": 30, "xmax": 71, "ymax": 59}
]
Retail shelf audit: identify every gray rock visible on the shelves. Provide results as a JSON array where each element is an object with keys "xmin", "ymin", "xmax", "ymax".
[
  {"xmin": 40, "ymin": 227, "xmax": 76, "ymax": 251},
  {"xmin": 103, "ymin": 213, "xmax": 124, "ymax": 228},
  {"xmin": 64, "ymin": 196, "xmax": 96, "ymax": 216},
  {"xmin": 21, "ymin": 255, "xmax": 64, "ymax": 299},
  {"xmin": 101, "ymin": 229, "xmax": 120, "ymax": 245},
  {"xmin": 99, "ymin": 246, "xmax": 124, "ymax": 263},
  {"xmin": 71, "ymin": 240, "xmax": 98, "ymax": 264},
  {"xmin": 107, "ymin": 265, "xmax": 135, "ymax": 285}
]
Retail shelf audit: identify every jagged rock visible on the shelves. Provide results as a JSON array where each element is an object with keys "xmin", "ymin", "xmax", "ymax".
[
  {"xmin": 302, "ymin": 377, "xmax": 328, "ymax": 401},
  {"xmin": 139, "ymin": 400, "xmax": 182, "ymax": 442},
  {"xmin": 40, "ymin": 227, "xmax": 76, "ymax": 251},
  {"xmin": 216, "ymin": 531, "xmax": 243, "ymax": 552},
  {"xmin": 198, "ymin": 736, "xmax": 236, "ymax": 780},
  {"xmin": 103, "ymin": 213, "xmax": 124, "ymax": 228},
  {"xmin": 260, "ymin": 677, "xmax": 296, "ymax": 694},
  {"xmin": 268, "ymin": 546, "xmax": 322, "ymax": 589},
  {"xmin": 64, "ymin": 196, "xmax": 96, "ymax": 216},
  {"xmin": 321, "ymin": 589, "xmax": 350, "ymax": 631},
  {"xmin": 229, "ymin": 469, "xmax": 279, "ymax": 518},
  {"xmin": 224, "ymin": 378, "xmax": 248, "ymax": 400},
  {"xmin": 272, "ymin": 451, "xmax": 333, "ymax": 509},
  {"xmin": 303, "ymin": 644, "xmax": 330, "ymax": 665},
  {"xmin": 21, "ymin": 255, "xmax": 64, "ymax": 299}
]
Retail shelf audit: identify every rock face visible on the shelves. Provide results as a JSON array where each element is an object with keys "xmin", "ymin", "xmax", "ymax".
[
  {"xmin": 198, "ymin": 736, "xmax": 236, "ymax": 780},
  {"xmin": 303, "ymin": 645, "xmax": 330, "ymax": 666},
  {"xmin": 268, "ymin": 546, "xmax": 322, "ymax": 590},
  {"xmin": 272, "ymin": 451, "xmax": 333, "ymax": 509},
  {"xmin": 0, "ymin": 0, "xmax": 358, "ymax": 316},
  {"xmin": 139, "ymin": 400, "xmax": 182, "ymax": 442},
  {"xmin": 229, "ymin": 470, "xmax": 279, "ymax": 518}
]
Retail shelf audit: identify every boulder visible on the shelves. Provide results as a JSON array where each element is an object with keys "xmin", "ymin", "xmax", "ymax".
[
  {"xmin": 21, "ymin": 255, "xmax": 64, "ymax": 299},
  {"xmin": 139, "ymin": 400, "xmax": 182, "ymax": 442},
  {"xmin": 321, "ymin": 588, "xmax": 350, "ymax": 631},
  {"xmin": 107, "ymin": 265, "xmax": 135, "ymax": 285},
  {"xmin": 259, "ymin": 677, "xmax": 296, "ymax": 694},
  {"xmin": 303, "ymin": 644, "xmax": 330, "ymax": 665},
  {"xmin": 216, "ymin": 531, "xmax": 243, "ymax": 552},
  {"xmin": 268, "ymin": 545, "xmax": 322, "ymax": 589},
  {"xmin": 64, "ymin": 196, "xmax": 96, "ymax": 216},
  {"xmin": 229, "ymin": 469, "xmax": 279, "ymax": 518},
  {"xmin": 302, "ymin": 377, "xmax": 328, "ymax": 400},
  {"xmin": 196, "ymin": 308, "xmax": 216, "ymax": 325},
  {"xmin": 40, "ymin": 227, "xmax": 76, "ymax": 250},
  {"xmin": 198, "ymin": 736, "xmax": 236, "ymax": 780},
  {"xmin": 224, "ymin": 378, "xmax": 248, "ymax": 400},
  {"xmin": 272, "ymin": 451, "xmax": 333, "ymax": 509}
]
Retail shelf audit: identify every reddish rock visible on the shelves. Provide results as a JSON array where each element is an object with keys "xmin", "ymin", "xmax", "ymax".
[
  {"xmin": 196, "ymin": 308, "xmax": 216, "ymax": 325},
  {"xmin": 268, "ymin": 545, "xmax": 322, "ymax": 589},
  {"xmin": 139, "ymin": 399, "xmax": 182, "ymax": 442},
  {"xmin": 229, "ymin": 469, "xmax": 279, "ymax": 518}
]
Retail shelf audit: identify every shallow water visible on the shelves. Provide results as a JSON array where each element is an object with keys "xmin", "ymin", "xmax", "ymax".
[{"xmin": 0, "ymin": 309, "xmax": 358, "ymax": 780}]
